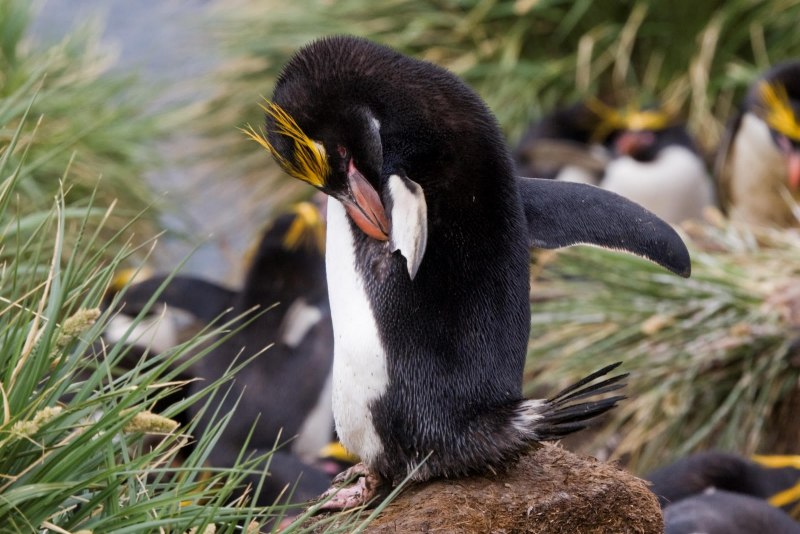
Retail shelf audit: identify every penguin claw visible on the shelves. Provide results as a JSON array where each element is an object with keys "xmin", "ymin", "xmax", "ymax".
[{"xmin": 317, "ymin": 463, "xmax": 384, "ymax": 511}]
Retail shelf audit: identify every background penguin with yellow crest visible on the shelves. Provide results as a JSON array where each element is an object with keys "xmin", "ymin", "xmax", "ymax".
[
  {"xmin": 107, "ymin": 202, "xmax": 341, "ymax": 504},
  {"xmin": 717, "ymin": 61, "xmax": 800, "ymax": 228},
  {"xmin": 184, "ymin": 200, "xmax": 339, "ymax": 503},
  {"xmin": 589, "ymin": 99, "xmax": 716, "ymax": 225},
  {"xmin": 514, "ymin": 99, "xmax": 715, "ymax": 225}
]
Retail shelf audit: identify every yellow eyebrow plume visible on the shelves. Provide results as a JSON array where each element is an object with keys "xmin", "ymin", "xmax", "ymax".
[
  {"xmin": 283, "ymin": 201, "xmax": 326, "ymax": 252},
  {"xmin": 242, "ymin": 100, "xmax": 329, "ymax": 187},
  {"xmin": 759, "ymin": 81, "xmax": 800, "ymax": 142},
  {"xmin": 586, "ymin": 98, "xmax": 672, "ymax": 142}
]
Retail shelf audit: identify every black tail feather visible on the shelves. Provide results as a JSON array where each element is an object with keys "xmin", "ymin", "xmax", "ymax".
[{"xmin": 531, "ymin": 363, "xmax": 627, "ymax": 442}]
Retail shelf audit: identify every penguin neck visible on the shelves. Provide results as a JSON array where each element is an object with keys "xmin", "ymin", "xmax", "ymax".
[{"xmin": 729, "ymin": 113, "xmax": 796, "ymax": 226}]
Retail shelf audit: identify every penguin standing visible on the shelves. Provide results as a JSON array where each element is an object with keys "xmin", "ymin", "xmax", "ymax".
[
  {"xmin": 590, "ymin": 101, "xmax": 715, "ymax": 225},
  {"xmin": 717, "ymin": 60, "xmax": 800, "ymax": 227},
  {"xmin": 247, "ymin": 36, "xmax": 691, "ymax": 509},
  {"xmin": 187, "ymin": 202, "xmax": 335, "ymax": 477}
]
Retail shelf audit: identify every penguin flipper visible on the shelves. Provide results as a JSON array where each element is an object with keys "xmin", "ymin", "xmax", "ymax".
[{"xmin": 518, "ymin": 176, "xmax": 691, "ymax": 277}]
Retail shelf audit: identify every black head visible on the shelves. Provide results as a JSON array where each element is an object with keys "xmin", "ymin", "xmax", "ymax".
[
  {"xmin": 246, "ymin": 36, "xmax": 516, "ymax": 278},
  {"xmin": 587, "ymin": 99, "xmax": 691, "ymax": 162},
  {"xmin": 239, "ymin": 201, "xmax": 327, "ymax": 307},
  {"xmin": 746, "ymin": 60, "xmax": 800, "ymax": 189},
  {"xmin": 514, "ymin": 101, "xmax": 605, "ymax": 178}
]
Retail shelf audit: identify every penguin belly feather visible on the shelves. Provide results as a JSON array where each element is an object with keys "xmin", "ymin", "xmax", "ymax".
[{"xmin": 326, "ymin": 198, "xmax": 389, "ymax": 466}]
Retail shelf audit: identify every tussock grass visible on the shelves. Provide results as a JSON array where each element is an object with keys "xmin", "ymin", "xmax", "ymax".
[
  {"xmin": 200, "ymin": 0, "xmax": 800, "ymax": 209},
  {"xmin": 1, "ymin": 0, "xmax": 174, "ymax": 256},
  {"xmin": 0, "ymin": 95, "xmax": 280, "ymax": 532},
  {"xmin": 526, "ymin": 214, "xmax": 800, "ymax": 473}
]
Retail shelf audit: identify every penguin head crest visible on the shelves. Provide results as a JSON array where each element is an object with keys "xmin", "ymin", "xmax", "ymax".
[
  {"xmin": 243, "ymin": 100, "xmax": 330, "ymax": 188},
  {"xmin": 282, "ymin": 201, "xmax": 326, "ymax": 253},
  {"xmin": 586, "ymin": 98, "xmax": 674, "ymax": 142},
  {"xmin": 758, "ymin": 81, "xmax": 800, "ymax": 142}
]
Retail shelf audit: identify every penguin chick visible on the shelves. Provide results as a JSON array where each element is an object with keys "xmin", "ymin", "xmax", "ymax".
[
  {"xmin": 247, "ymin": 36, "xmax": 691, "ymax": 509},
  {"xmin": 514, "ymin": 102, "xmax": 609, "ymax": 184},
  {"xmin": 591, "ymin": 101, "xmax": 715, "ymax": 225},
  {"xmin": 647, "ymin": 451, "xmax": 800, "ymax": 516},
  {"xmin": 664, "ymin": 489, "xmax": 800, "ymax": 534},
  {"xmin": 717, "ymin": 60, "xmax": 800, "ymax": 227}
]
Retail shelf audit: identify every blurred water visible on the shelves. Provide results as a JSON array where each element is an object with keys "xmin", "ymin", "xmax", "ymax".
[{"xmin": 31, "ymin": 0, "xmax": 253, "ymax": 284}]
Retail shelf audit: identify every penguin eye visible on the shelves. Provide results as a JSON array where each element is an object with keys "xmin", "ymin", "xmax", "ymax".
[{"xmin": 337, "ymin": 145, "xmax": 348, "ymax": 159}]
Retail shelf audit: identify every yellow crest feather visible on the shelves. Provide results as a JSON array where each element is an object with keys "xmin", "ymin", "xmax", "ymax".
[
  {"xmin": 242, "ymin": 100, "xmax": 329, "ymax": 187},
  {"xmin": 586, "ymin": 98, "xmax": 672, "ymax": 142},
  {"xmin": 759, "ymin": 81, "xmax": 800, "ymax": 141},
  {"xmin": 283, "ymin": 201, "xmax": 326, "ymax": 252}
]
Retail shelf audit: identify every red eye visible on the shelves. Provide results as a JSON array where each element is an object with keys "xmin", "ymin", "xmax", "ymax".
[{"xmin": 337, "ymin": 145, "xmax": 348, "ymax": 158}]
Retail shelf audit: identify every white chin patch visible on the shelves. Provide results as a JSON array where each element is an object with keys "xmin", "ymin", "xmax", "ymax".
[
  {"xmin": 387, "ymin": 174, "xmax": 428, "ymax": 279},
  {"xmin": 103, "ymin": 306, "xmax": 181, "ymax": 354},
  {"xmin": 278, "ymin": 298, "xmax": 323, "ymax": 348}
]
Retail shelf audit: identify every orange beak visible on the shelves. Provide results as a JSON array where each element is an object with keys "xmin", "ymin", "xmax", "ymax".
[
  {"xmin": 342, "ymin": 161, "xmax": 390, "ymax": 241},
  {"xmin": 615, "ymin": 131, "xmax": 656, "ymax": 157},
  {"xmin": 788, "ymin": 151, "xmax": 800, "ymax": 191}
]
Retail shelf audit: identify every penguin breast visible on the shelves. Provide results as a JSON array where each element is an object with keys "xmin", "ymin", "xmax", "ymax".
[
  {"xmin": 325, "ymin": 198, "xmax": 389, "ymax": 466},
  {"xmin": 601, "ymin": 145, "xmax": 713, "ymax": 225},
  {"xmin": 728, "ymin": 113, "xmax": 793, "ymax": 226}
]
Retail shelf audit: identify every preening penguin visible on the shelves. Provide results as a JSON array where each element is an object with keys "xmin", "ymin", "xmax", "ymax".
[
  {"xmin": 247, "ymin": 36, "xmax": 691, "ymax": 508},
  {"xmin": 717, "ymin": 60, "xmax": 800, "ymax": 227}
]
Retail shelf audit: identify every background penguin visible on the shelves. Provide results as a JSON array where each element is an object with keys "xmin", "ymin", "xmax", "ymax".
[
  {"xmin": 249, "ymin": 35, "xmax": 691, "ymax": 509},
  {"xmin": 515, "ymin": 100, "xmax": 714, "ymax": 225},
  {"xmin": 105, "ymin": 202, "xmax": 339, "ymax": 506},
  {"xmin": 647, "ymin": 451, "xmax": 800, "ymax": 517},
  {"xmin": 186, "ymin": 201, "xmax": 337, "ymax": 505},
  {"xmin": 513, "ymin": 102, "xmax": 609, "ymax": 184},
  {"xmin": 589, "ymin": 100, "xmax": 715, "ymax": 225},
  {"xmin": 717, "ymin": 60, "xmax": 800, "ymax": 227},
  {"xmin": 663, "ymin": 488, "xmax": 800, "ymax": 534}
]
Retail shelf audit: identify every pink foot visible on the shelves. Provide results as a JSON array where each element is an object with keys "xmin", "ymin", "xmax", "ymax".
[{"xmin": 317, "ymin": 462, "xmax": 385, "ymax": 511}]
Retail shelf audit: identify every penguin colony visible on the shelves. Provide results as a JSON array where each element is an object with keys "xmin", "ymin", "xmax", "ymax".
[
  {"xmin": 104, "ymin": 35, "xmax": 800, "ymax": 524},
  {"xmin": 515, "ymin": 60, "xmax": 800, "ymax": 229}
]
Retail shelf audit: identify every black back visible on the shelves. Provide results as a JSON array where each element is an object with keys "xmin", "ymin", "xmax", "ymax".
[
  {"xmin": 189, "ymin": 211, "xmax": 332, "ymax": 453},
  {"xmin": 664, "ymin": 489, "xmax": 800, "ymax": 534},
  {"xmin": 116, "ymin": 275, "xmax": 236, "ymax": 323},
  {"xmin": 648, "ymin": 451, "xmax": 800, "ymax": 513}
]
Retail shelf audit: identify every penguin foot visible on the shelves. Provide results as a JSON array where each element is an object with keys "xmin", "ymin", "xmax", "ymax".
[{"xmin": 317, "ymin": 462, "xmax": 385, "ymax": 510}]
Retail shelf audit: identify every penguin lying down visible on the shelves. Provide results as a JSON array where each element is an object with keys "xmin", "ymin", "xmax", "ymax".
[
  {"xmin": 245, "ymin": 35, "xmax": 691, "ymax": 509},
  {"xmin": 663, "ymin": 489, "xmax": 800, "ymax": 534},
  {"xmin": 647, "ymin": 451, "xmax": 800, "ymax": 516}
]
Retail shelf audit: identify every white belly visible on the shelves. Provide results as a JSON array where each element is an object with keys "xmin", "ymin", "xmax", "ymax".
[
  {"xmin": 325, "ymin": 199, "xmax": 389, "ymax": 465},
  {"xmin": 602, "ymin": 145, "xmax": 714, "ymax": 225},
  {"xmin": 728, "ymin": 113, "xmax": 793, "ymax": 226}
]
